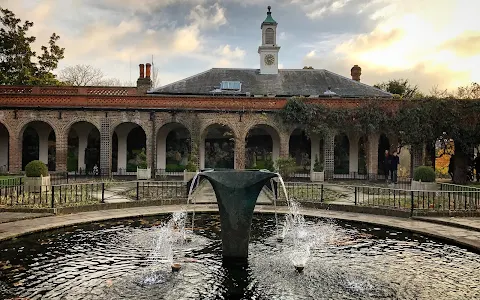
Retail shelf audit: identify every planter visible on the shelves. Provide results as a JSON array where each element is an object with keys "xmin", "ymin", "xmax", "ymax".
[
  {"xmin": 184, "ymin": 170, "xmax": 197, "ymax": 183},
  {"xmin": 411, "ymin": 180, "xmax": 438, "ymax": 191},
  {"xmin": 311, "ymin": 171, "xmax": 325, "ymax": 182},
  {"xmin": 24, "ymin": 175, "xmax": 51, "ymax": 193},
  {"xmin": 137, "ymin": 167, "xmax": 151, "ymax": 180}
]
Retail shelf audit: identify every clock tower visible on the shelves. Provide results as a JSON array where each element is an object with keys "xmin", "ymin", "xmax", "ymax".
[{"xmin": 258, "ymin": 6, "xmax": 280, "ymax": 75}]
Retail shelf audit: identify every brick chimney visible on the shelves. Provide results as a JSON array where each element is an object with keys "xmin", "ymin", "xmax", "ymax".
[
  {"xmin": 137, "ymin": 63, "xmax": 152, "ymax": 94},
  {"xmin": 146, "ymin": 63, "xmax": 151, "ymax": 78},
  {"xmin": 351, "ymin": 65, "xmax": 361, "ymax": 81}
]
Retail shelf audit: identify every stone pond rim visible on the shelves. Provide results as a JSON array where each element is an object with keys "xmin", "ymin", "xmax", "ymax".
[{"xmin": 197, "ymin": 169, "xmax": 279, "ymax": 263}]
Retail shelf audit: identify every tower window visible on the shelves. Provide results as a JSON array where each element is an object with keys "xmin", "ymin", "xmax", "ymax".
[{"xmin": 265, "ymin": 28, "xmax": 274, "ymax": 44}]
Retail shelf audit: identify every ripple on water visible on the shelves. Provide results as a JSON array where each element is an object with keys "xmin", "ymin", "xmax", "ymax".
[{"xmin": 0, "ymin": 214, "xmax": 479, "ymax": 300}]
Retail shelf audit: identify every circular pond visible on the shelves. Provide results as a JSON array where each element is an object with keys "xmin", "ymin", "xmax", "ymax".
[{"xmin": 1, "ymin": 214, "xmax": 479, "ymax": 299}]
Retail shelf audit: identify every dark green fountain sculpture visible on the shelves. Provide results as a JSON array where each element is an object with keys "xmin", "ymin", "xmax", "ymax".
[{"xmin": 198, "ymin": 170, "xmax": 277, "ymax": 263}]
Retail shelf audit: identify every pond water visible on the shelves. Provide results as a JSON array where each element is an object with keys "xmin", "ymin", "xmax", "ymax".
[{"xmin": 0, "ymin": 214, "xmax": 479, "ymax": 299}]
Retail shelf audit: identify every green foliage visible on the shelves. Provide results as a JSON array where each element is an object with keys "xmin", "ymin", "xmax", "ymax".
[
  {"xmin": 25, "ymin": 160, "xmax": 48, "ymax": 177},
  {"xmin": 67, "ymin": 155, "xmax": 78, "ymax": 172},
  {"xmin": 0, "ymin": 8, "xmax": 65, "ymax": 85},
  {"xmin": 166, "ymin": 164, "xmax": 186, "ymax": 172},
  {"xmin": 374, "ymin": 79, "xmax": 418, "ymax": 98},
  {"xmin": 279, "ymin": 96, "xmax": 480, "ymax": 183},
  {"xmin": 136, "ymin": 148, "xmax": 147, "ymax": 169},
  {"xmin": 313, "ymin": 155, "xmax": 324, "ymax": 172},
  {"xmin": 275, "ymin": 157, "xmax": 297, "ymax": 178},
  {"xmin": 303, "ymin": 66, "xmax": 314, "ymax": 69},
  {"xmin": 413, "ymin": 166, "xmax": 436, "ymax": 182},
  {"xmin": 264, "ymin": 158, "xmax": 275, "ymax": 172}
]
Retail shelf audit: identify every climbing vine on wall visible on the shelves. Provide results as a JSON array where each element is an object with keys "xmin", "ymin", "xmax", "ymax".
[{"xmin": 279, "ymin": 97, "xmax": 480, "ymax": 183}]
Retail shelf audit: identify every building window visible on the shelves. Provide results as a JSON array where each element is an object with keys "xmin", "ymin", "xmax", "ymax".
[{"xmin": 265, "ymin": 28, "xmax": 274, "ymax": 44}]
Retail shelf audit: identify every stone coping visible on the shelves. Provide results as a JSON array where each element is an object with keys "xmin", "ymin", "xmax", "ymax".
[{"xmin": 0, "ymin": 205, "xmax": 479, "ymax": 254}]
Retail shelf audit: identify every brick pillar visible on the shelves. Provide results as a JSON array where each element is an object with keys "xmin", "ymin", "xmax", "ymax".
[
  {"xmin": 9, "ymin": 130, "xmax": 20, "ymax": 173},
  {"xmin": 55, "ymin": 129, "xmax": 68, "ymax": 172},
  {"xmin": 279, "ymin": 130, "xmax": 290, "ymax": 158},
  {"xmin": 100, "ymin": 118, "xmax": 111, "ymax": 176},
  {"xmin": 410, "ymin": 144, "xmax": 424, "ymax": 176},
  {"xmin": 234, "ymin": 137, "xmax": 246, "ymax": 169},
  {"xmin": 324, "ymin": 130, "xmax": 335, "ymax": 180},
  {"xmin": 366, "ymin": 133, "xmax": 380, "ymax": 177}
]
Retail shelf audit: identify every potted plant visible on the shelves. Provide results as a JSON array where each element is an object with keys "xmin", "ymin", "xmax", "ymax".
[
  {"xmin": 184, "ymin": 142, "xmax": 199, "ymax": 182},
  {"xmin": 24, "ymin": 160, "xmax": 51, "ymax": 193},
  {"xmin": 136, "ymin": 148, "xmax": 151, "ymax": 180},
  {"xmin": 411, "ymin": 166, "xmax": 437, "ymax": 191},
  {"xmin": 311, "ymin": 155, "xmax": 324, "ymax": 182}
]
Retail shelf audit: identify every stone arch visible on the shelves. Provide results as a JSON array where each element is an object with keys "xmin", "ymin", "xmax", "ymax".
[
  {"xmin": 20, "ymin": 121, "xmax": 57, "ymax": 171},
  {"xmin": 0, "ymin": 121, "xmax": 10, "ymax": 173},
  {"xmin": 63, "ymin": 118, "xmax": 101, "ymax": 135},
  {"xmin": 156, "ymin": 122, "xmax": 192, "ymax": 170},
  {"xmin": 289, "ymin": 128, "xmax": 311, "ymax": 177},
  {"xmin": 201, "ymin": 123, "xmax": 236, "ymax": 169},
  {"xmin": 67, "ymin": 121, "xmax": 101, "ymax": 172},
  {"xmin": 244, "ymin": 124, "xmax": 281, "ymax": 169},
  {"xmin": 334, "ymin": 132, "xmax": 350, "ymax": 174},
  {"xmin": 112, "ymin": 122, "xmax": 147, "ymax": 173}
]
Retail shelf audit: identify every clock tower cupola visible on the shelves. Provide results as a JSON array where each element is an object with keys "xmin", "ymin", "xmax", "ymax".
[{"xmin": 258, "ymin": 6, "xmax": 280, "ymax": 75}]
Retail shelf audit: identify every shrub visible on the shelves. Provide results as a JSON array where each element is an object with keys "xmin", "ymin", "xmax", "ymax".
[
  {"xmin": 413, "ymin": 166, "xmax": 436, "ymax": 182},
  {"xmin": 275, "ymin": 157, "xmax": 297, "ymax": 178},
  {"xmin": 313, "ymin": 155, "xmax": 324, "ymax": 172},
  {"xmin": 25, "ymin": 160, "xmax": 49, "ymax": 177},
  {"xmin": 137, "ymin": 148, "xmax": 148, "ymax": 169},
  {"xmin": 264, "ymin": 158, "xmax": 275, "ymax": 172},
  {"xmin": 166, "ymin": 164, "xmax": 186, "ymax": 172}
]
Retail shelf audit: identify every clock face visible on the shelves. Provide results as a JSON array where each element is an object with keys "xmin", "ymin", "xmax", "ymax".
[{"xmin": 264, "ymin": 54, "xmax": 275, "ymax": 66}]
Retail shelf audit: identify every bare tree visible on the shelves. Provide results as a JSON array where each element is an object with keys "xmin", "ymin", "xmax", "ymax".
[
  {"xmin": 151, "ymin": 65, "xmax": 160, "ymax": 88},
  {"xmin": 58, "ymin": 64, "xmax": 104, "ymax": 86},
  {"xmin": 429, "ymin": 85, "xmax": 452, "ymax": 98}
]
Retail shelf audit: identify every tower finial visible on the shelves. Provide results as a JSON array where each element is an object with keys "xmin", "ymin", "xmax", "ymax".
[{"xmin": 267, "ymin": 6, "xmax": 271, "ymax": 14}]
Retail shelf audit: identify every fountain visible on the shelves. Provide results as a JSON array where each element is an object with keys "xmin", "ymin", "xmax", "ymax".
[{"xmin": 194, "ymin": 169, "xmax": 278, "ymax": 263}]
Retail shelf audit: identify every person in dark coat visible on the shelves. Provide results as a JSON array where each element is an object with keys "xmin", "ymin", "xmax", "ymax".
[
  {"xmin": 383, "ymin": 150, "xmax": 391, "ymax": 182},
  {"xmin": 448, "ymin": 154, "xmax": 455, "ymax": 180},
  {"xmin": 475, "ymin": 154, "xmax": 480, "ymax": 182},
  {"xmin": 391, "ymin": 151, "xmax": 400, "ymax": 184}
]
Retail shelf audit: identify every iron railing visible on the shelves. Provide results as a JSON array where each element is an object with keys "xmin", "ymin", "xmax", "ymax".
[{"xmin": 1, "ymin": 179, "xmax": 479, "ymax": 216}]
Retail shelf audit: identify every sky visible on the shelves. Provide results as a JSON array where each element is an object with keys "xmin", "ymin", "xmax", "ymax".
[{"xmin": 1, "ymin": 0, "xmax": 479, "ymax": 92}]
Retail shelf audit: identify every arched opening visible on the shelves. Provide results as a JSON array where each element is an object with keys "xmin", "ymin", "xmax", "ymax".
[
  {"xmin": 378, "ymin": 133, "xmax": 391, "ymax": 176},
  {"xmin": 0, "ymin": 123, "xmax": 9, "ymax": 173},
  {"xmin": 245, "ymin": 125, "xmax": 280, "ymax": 170},
  {"xmin": 358, "ymin": 136, "xmax": 367, "ymax": 175},
  {"xmin": 334, "ymin": 133, "xmax": 349, "ymax": 174},
  {"xmin": 265, "ymin": 28, "xmax": 274, "ymax": 44},
  {"xmin": 203, "ymin": 124, "xmax": 235, "ymax": 169},
  {"xmin": 156, "ymin": 123, "xmax": 191, "ymax": 172},
  {"xmin": 289, "ymin": 129, "xmax": 311, "ymax": 172},
  {"xmin": 67, "ymin": 122, "xmax": 100, "ymax": 173},
  {"xmin": 112, "ymin": 123, "xmax": 147, "ymax": 173},
  {"xmin": 21, "ymin": 121, "xmax": 56, "ymax": 171}
]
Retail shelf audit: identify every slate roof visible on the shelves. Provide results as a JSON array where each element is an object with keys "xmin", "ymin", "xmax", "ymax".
[{"xmin": 150, "ymin": 68, "xmax": 392, "ymax": 98}]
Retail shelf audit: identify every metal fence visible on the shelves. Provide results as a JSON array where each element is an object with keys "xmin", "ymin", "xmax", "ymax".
[{"xmin": 1, "ymin": 179, "xmax": 479, "ymax": 215}]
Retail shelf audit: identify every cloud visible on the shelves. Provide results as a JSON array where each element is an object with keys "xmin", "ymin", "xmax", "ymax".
[
  {"xmin": 213, "ymin": 45, "xmax": 246, "ymax": 67},
  {"xmin": 288, "ymin": 0, "xmax": 353, "ymax": 19},
  {"xmin": 441, "ymin": 32, "xmax": 480, "ymax": 57},
  {"xmin": 189, "ymin": 3, "xmax": 227, "ymax": 30}
]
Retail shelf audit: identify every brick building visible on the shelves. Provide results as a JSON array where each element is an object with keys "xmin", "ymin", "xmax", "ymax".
[{"xmin": 0, "ymin": 7, "xmax": 403, "ymax": 179}]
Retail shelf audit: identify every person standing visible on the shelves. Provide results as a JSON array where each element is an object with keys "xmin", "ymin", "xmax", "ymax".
[
  {"xmin": 383, "ymin": 150, "xmax": 391, "ymax": 182},
  {"xmin": 391, "ymin": 151, "xmax": 400, "ymax": 184},
  {"xmin": 475, "ymin": 154, "xmax": 480, "ymax": 183}
]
